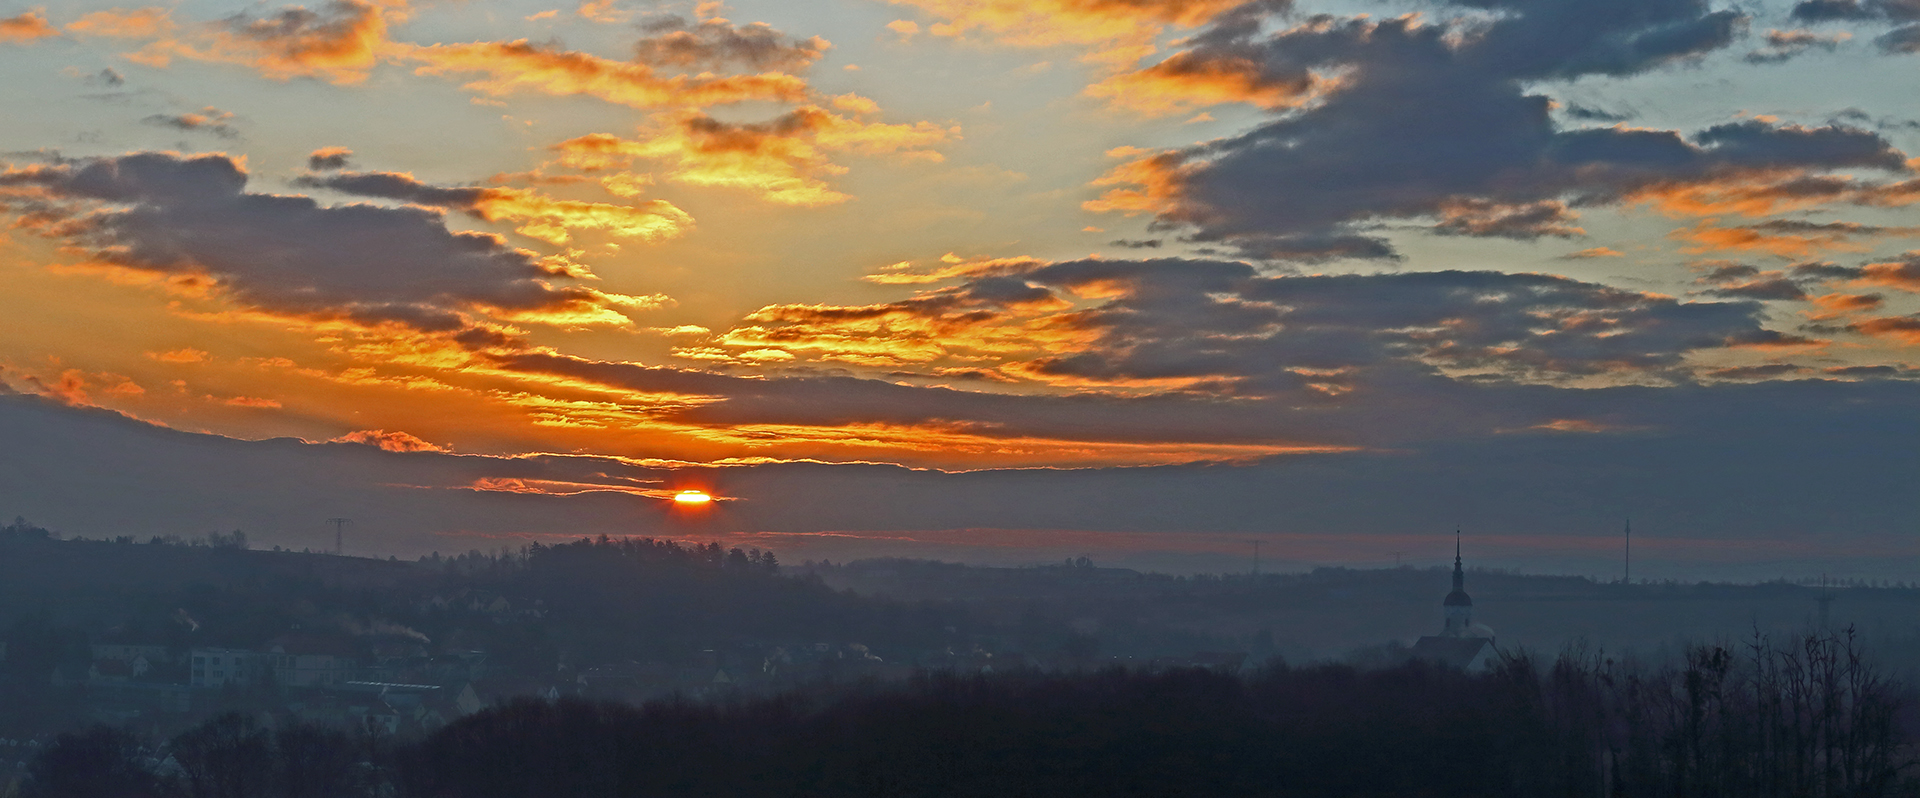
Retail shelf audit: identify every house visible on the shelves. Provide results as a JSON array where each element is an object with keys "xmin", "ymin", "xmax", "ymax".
[
  {"xmin": 190, "ymin": 648, "xmax": 269, "ymax": 688},
  {"xmin": 89, "ymin": 658, "xmax": 136, "ymax": 683},
  {"xmin": 338, "ymin": 681, "xmax": 451, "ymax": 732},
  {"xmin": 453, "ymin": 683, "xmax": 484, "ymax": 716},
  {"xmin": 349, "ymin": 700, "xmax": 401, "ymax": 735},
  {"xmin": 91, "ymin": 643, "xmax": 172, "ymax": 666},
  {"xmin": 266, "ymin": 634, "xmax": 360, "ymax": 688},
  {"xmin": 92, "ymin": 642, "xmax": 173, "ymax": 681}
]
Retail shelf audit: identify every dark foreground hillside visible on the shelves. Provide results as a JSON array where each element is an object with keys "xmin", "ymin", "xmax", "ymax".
[{"xmin": 25, "ymin": 629, "xmax": 1920, "ymax": 798}]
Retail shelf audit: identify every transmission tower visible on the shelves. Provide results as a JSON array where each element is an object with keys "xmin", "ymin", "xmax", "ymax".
[{"xmin": 327, "ymin": 518, "xmax": 349, "ymax": 556}]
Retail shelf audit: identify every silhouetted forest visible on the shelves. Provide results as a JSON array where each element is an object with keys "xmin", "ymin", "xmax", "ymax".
[
  {"xmin": 15, "ymin": 512, "xmax": 1920, "ymax": 798},
  {"xmin": 23, "ymin": 628, "xmax": 1920, "ymax": 797}
]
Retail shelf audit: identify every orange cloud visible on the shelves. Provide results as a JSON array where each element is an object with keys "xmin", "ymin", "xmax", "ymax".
[
  {"xmin": 6, "ymin": 368, "xmax": 154, "ymax": 406},
  {"xmin": 294, "ymin": 170, "xmax": 693, "ymax": 245},
  {"xmin": 334, "ymin": 428, "xmax": 448, "ymax": 451},
  {"xmin": 492, "ymin": 289, "xmax": 673, "ymax": 328},
  {"xmin": 576, "ymin": 0, "xmax": 631, "ymax": 24},
  {"xmin": 861, "ymin": 255, "xmax": 1042, "ymax": 285},
  {"xmin": 663, "ymin": 417, "xmax": 1340, "ymax": 466},
  {"xmin": 40, "ymin": 370, "xmax": 92, "ymax": 405},
  {"xmin": 0, "ymin": 10, "xmax": 57, "ymax": 43},
  {"xmin": 888, "ymin": 0, "xmax": 1243, "ymax": 63},
  {"xmin": 1720, "ymin": 333, "xmax": 1826, "ymax": 351},
  {"xmin": 1806, "ymin": 293, "xmax": 1883, "ymax": 320},
  {"xmin": 704, "ymin": 274, "xmax": 1100, "ymax": 371},
  {"xmin": 1669, "ymin": 219, "xmax": 1881, "ymax": 258},
  {"xmin": 466, "ymin": 477, "xmax": 658, "ymax": 497},
  {"xmin": 466, "ymin": 186, "xmax": 693, "ymax": 245},
  {"xmin": 407, "ymin": 39, "xmax": 810, "ymax": 108},
  {"xmin": 1086, "ymin": 54, "xmax": 1332, "ymax": 116},
  {"xmin": 553, "ymin": 106, "xmax": 952, "ymax": 206},
  {"xmin": 102, "ymin": 376, "xmax": 146, "ymax": 397},
  {"xmin": 1562, "ymin": 247, "xmax": 1625, "ymax": 259},
  {"xmin": 1856, "ymin": 257, "xmax": 1920, "ymax": 292},
  {"xmin": 66, "ymin": 7, "xmax": 176, "ymax": 38},
  {"xmin": 548, "ymin": 133, "xmax": 642, "ymax": 172},
  {"xmin": 1083, "ymin": 147, "xmax": 1188, "ymax": 215},
  {"xmin": 1628, "ymin": 170, "xmax": 1920, "ymax": 218},
  {"xmin": 124, "ymin": 0, "xmax": 405, "ymax": 85},
  {"xmin": 1531, "ymin": 419, "xmax": 1609, "ymax": 433},
  {"xmin": 223, "ymin": 396, "xmax": 283, "ymax": 408},
  {"xmin": 308, "ymin": 146, "xmax": 353, "ymax": 170},
  {"xmin": 127, "ymin": 0, "xmax": 402, "ymax": 85},
  {"xmin": 147, "ymin": 348, "xmax": 210, "ymax": 363},
  {"xmin": 1849, "ymin": 315, "xmax": 1920, "ymax": 345}
]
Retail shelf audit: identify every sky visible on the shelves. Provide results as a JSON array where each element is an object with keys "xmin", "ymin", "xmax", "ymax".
[{"xmin": 0, "ymin": 0, "xmax": 1917, "ymax": 578}]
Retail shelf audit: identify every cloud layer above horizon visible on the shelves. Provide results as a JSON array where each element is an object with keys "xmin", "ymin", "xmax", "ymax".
[{"xmin": 1, "ymin": 0, "xmax": 1918, "ymax": 573}]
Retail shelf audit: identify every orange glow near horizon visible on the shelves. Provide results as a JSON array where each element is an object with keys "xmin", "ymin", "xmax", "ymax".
[
  {"xmin": 672, "ymin": 489, "xmax": 714, "ymax": 505},
  {"xmin": 2, "ymin": 0, "xmax": 1919, "ymax": 493}
]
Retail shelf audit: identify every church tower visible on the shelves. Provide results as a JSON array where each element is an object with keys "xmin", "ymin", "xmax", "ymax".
[
  {"xmin": 1411, "ymin": 531, "xmax": 1496, "ymax": 670},
  {"xmin": 1442, "ymin": 532, "xmax": 1472, "ymax": 637}
]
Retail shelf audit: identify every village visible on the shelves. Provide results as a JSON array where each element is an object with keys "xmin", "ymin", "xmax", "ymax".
[{"xmin": 24, "ymin": 589, "xmax": 951, "ymax": 741}]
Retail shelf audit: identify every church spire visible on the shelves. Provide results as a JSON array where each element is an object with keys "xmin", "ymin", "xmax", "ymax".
[
  {"xmin": 1443, "ymin": 529, "xmax": 1473, "ymax": 636},
  {"xmin": 1452, "ymin": 529, "xmax": 1464, "ymax": 593}
]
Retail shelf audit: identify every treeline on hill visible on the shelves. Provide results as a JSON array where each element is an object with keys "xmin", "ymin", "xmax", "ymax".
[
  {"xmin": 0, "ymin": 525, "xmax": 990, "ymax": 739},
  {"xmin": 453, "ymin": 536, "xmax": 974, "ymax": 667},
  {"xmin": 25, "ymin": 629, "xmax": 1919, "ymax": 798},
  {"xmin": 0, "ymin": 525, "xmax": 971, "ymax": 667}
]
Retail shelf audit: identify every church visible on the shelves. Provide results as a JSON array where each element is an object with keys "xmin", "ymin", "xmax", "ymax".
[{"xmin": 1409, "ymin": 536, "xmax": 1499, "ymax": 672}]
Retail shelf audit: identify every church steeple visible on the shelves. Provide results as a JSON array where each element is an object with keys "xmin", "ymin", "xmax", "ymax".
[
  {"xmin": 1451, "ymin": 532, "xmax": 1464, "ymax": 593},
  {"xmin": 1442, "ymin": 530, "xmax": 1473, "ymax": 636}
]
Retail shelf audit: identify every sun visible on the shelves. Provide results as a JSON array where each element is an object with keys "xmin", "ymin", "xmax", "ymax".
[{"xmin": 672, "ymin": 490, "xmax": 714, "ymax": 505}]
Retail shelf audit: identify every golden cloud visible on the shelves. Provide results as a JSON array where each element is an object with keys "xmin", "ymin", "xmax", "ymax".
[
  {"xmin": 127, "ymin": 0, "xmax": 403, "ymax": 85},
  {"xmin": 222, "ymin": 395, "xmax": 283, "ymax": 408},
  {"xmin": 465, "ymin": 185, "xmax": 693, "ymax": 245},
  {"xmin": 407, "ymin": 39, "xmax": 809, "ymax": 108},
  {"xmin": 576, "ymin": 0, "xmax": 631, "ymax": 24},
  {"xmin": 1086, "ymin": 54, "xmax": 1333, "ymax": 116},
  {"xmin": 0, "ymin": 10, "xmax": 58, "ymax": 43},
  {"xmin": 678, "ymin": 419, "xmax": 1336, "ymax": 465},
  {"xmin": 66, "ymin": 7, "xmax": 176, "ymax": 38},
  {"xmin": 294, "ymin": 169, "xmax": 693, "ymax": 246},
  {"xmin": 147, "ymin": 348, "xmax": 210, "ymax": 364},
  {"xmin": 465, "ymin": 477, "xmax": 658, "ymax": 497},
  {"xmin": 1083, "ymin": 147, "xmax": 1188, "ymax": 215},
  {"xmin": 334, "ymin": 428, "xmax": 448, "ymax": 452},
  {"xmin": 887, "ymin": 0, "xmax": 1243, "ymax": 63},
  {"xmin": 554, "ymin": 106, "xmax": 952, "ymax": 206},
  {"xmin": 861, "ymin": 255, "xmax": 1044, "ymax": 285},
  {"xmin": 703, "ymin": 274, "xmax": 1100, "ymax": 372}
]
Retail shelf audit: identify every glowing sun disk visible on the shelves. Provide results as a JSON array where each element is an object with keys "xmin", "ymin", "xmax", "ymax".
[{"xmin": 673, "ymin": 490, "xmax": 714, "ymax": 505}]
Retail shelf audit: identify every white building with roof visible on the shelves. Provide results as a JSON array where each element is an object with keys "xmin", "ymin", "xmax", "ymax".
[
  {"xmin": 190, "ymin": 648, "xmax": 269, "ymax": 688},
  {"xmin": 1410, "ymin": 536, "xmax": 1498, "ymax": 672}
]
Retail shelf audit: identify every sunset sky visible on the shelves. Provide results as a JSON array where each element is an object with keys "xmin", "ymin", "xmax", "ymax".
[{"xmin": 2, "ymin": 0, "xmax": 1918, "ymax": 577}]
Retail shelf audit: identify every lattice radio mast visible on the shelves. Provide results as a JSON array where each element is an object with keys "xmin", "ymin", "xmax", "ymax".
[{"xmin": 327, "ymin": 518, "xmax": 349, "ymax": 556}]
